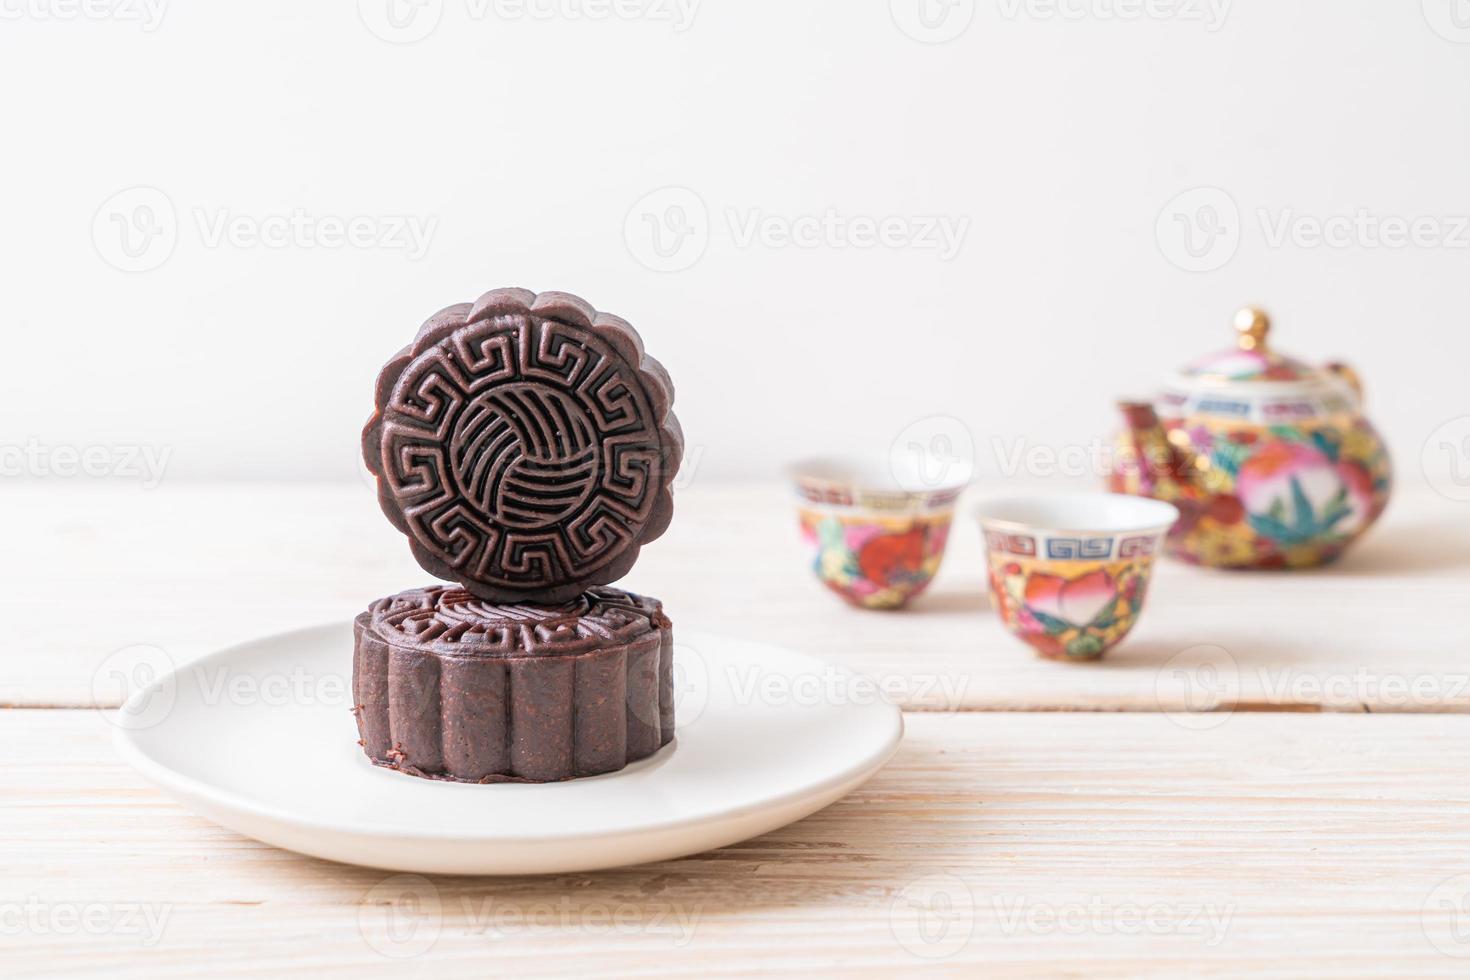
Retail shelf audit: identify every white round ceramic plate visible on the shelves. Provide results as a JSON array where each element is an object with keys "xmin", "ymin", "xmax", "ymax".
[{"xmin": 112, "ymin": 626, "xmax": 902, "ymax": 875}]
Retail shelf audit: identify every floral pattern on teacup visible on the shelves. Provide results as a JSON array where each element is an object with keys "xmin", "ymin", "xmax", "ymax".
[
  {"xmin": 800, "ymin": 510, "xmax": 952, "ymax": 609},
  {"xmin": 987, "ymin": 556, "xmax": 1154, "ymax": 660}
]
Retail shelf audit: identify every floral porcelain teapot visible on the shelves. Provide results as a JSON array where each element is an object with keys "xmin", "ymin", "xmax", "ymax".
[{"xmin": 1108, "ymin": 307, "xmax": 1392, "ymax": 569}]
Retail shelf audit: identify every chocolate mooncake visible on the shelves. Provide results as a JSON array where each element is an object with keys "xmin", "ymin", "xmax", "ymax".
[
  {"xmin": 363, "ymin": 287, "xmax": 684, "ymax": 605},
  {"xmin": 352, "ymin": 585, "xmax": 675, "ymax": 783}
]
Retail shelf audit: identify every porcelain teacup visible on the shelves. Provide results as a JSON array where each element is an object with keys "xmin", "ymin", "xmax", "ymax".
[
  {"xmin": 975, "ymin": 493, "xmax": 1179, "ymax": 660},
  {"xmin": 790, "ymin": 457, "xmax": 967, "ymax": 610}
]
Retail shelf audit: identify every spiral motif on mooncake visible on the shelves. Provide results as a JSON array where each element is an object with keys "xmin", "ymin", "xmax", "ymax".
[
  {"xmin": 367, "ymin": 585, "xmax": 668, "ymax": 656},
  {"xmin": 363, "ymin": 288, "xmax": 683, "ymax": 603},
  {"xmin": 449, "ymin": 386, "xmax": 598, "ymax": 529}
]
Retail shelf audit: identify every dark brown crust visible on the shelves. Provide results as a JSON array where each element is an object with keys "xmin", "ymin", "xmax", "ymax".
[
  {"xmin": 352, "ymin": 585, "xmax": 675, "ymax": 783},
  {"xmin": 363, "ymin": 288, "xmax": 682, "ymax": 604}
]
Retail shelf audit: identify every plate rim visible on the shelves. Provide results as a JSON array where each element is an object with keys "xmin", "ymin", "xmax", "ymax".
[{"xmin": 112, "ymin": 622, "xmax": 905, "ymax": 845}]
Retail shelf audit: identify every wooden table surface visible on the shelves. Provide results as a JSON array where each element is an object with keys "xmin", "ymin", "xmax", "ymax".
[{"xmin": 4, "ymin": 480, "xmax": 1469, "ymax": 976}]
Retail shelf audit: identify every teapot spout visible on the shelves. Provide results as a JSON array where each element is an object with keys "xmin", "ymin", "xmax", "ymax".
[{"xmin": 1115, "ymin": 400, "xmax": 1195, "ymax": 498}]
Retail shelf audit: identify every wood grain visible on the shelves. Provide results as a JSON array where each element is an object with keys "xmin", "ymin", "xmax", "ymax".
[
  {"xmin": 3, "ymin": 709, "xmax": 1468, "ymax": 977},
  {"xmin": 5, "ymin": 481, "xmax": 1469, "ymax": 712}
]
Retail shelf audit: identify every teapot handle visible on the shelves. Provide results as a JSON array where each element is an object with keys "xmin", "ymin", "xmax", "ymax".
[{"xmin": 1325, "ymin": 361, "xmax": 1364, "ymax": 403}]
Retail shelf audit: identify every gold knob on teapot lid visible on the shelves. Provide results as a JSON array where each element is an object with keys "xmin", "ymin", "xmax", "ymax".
[{"xmin": 1234, "ymin": 307, "xmax": 1270, "ymax": 351}]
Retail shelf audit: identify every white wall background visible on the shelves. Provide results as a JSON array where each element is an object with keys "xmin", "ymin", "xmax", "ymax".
[{"xmin": 3, "ymin": 0, "xmax": 1469, "ymax": 489}]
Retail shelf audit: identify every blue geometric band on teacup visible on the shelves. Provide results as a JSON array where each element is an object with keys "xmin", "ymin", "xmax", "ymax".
[
  {"xmin": 1046, "ymin": 537, "xmax": 1113, "ymax": 559},
  {"xmin": 795, "ymin": 481, "xmax": 962, "ymax": 513},
  {"xmin": 984, "ymin": 532, "xmax": 1162, "ymax": 561},
  {"xmin": 983, "ymin": 530, "xmax": 1037, "ymax": 556},
  {"xmin": 1118, "ymin": 535, "xmax": 1159, "ymax": 558}
]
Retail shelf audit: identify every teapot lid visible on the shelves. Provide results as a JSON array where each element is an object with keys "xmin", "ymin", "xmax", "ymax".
[{"xmin": 1178, "ymin": 308, "xmax": 1318, "ymax": 384}]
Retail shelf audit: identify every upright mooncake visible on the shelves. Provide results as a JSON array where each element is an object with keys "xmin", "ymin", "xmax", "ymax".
[{"xmin": 356, "ymin": 287, "xmax": 682, "ymax": 783}]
